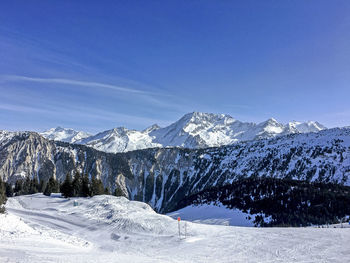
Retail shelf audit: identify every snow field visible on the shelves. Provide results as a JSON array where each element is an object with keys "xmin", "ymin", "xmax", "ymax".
[
  {"xmin": 168, "ymin": 203, "xmax": 255, "ymax": 226},
  {"xmin": 1, "ymin": 194, "xmax": 350, "ymax": 262}
]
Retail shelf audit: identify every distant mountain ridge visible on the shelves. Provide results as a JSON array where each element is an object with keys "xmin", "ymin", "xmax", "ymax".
[
  {"xmin": 40, "ymin": 112, "xmax": 327, "ymax": 153},
  {"xmin": 40, "ymin": 126, "xmax": 91, "ymax": 143}
]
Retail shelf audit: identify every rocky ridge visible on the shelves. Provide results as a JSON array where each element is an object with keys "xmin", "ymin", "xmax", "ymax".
[{"xmin": 41, "ymin": 112, "xmax": 327, "ymax": 153}]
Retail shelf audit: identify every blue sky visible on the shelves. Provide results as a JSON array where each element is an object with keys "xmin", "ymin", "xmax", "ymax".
[{"xmin": 0, "ymin": 0, "xmax": 349, "ymax": 133}]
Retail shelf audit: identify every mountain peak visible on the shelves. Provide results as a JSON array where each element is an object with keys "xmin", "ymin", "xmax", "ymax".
[
  {"xmin": 143, "ymin": 124, "xmax": 160, "ymax": 133},
  {"xmin": 55, "ymin": 126, "xmax": 64, "ymax": 130},
  {"xmin": 112, "ymin": 127, "xmax": 129, "ymax": 132},
  {"xmin": 41, "ymin": 127, "xmax": 91, "ymax": 143},
  {"xmin": 40, "ymin": 112, "xmax": 328, "ymax": 153},
  {"xmin": 288, "ymin": 120, "xmax": 326, "ymax": 133},
  {"xmin": 179, "ymin": 112, "xmax": 235, "ymax": 125},
  {"xmin": 267, "ymin": 117, "xmax": 278, "ymax": 123}
]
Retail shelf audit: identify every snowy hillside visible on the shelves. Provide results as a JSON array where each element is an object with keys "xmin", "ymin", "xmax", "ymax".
[
  {"xmin": 40, "ymin": 127, "xmax": 91, "ymax": 143},
  {"xmin": 1, "ymin": 127, "xmax": 350, "ymax": 214},
  {"xmin": 1, "ymin": 194, "xmax": 350, "ymax": 262},
  {"xmin": 42, "ymin": 112, "xmax": 327, "ymax": 153}
]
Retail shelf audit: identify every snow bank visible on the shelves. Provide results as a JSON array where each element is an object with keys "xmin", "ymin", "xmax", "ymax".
[
  {"xmin": 71, "ymin": 195, "xmax": 178, "ymax": 235},
  {"xmin": 0, "ymin": 213, "xmax": 37, "ymax": 238}
]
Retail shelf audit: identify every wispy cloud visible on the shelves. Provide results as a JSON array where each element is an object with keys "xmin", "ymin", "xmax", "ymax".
[
  {"xmin": 1, "ymin": 75, "xmax": 148, "ymax": 95},
  {"xmin": 0, "ymin": 103, "xmax": 52, "ymax": 114},
  {"xmin": 0, "ymin": 74, "xmax": 193, "ymax": 114},
  {"xmin": 0, "ymin": 102, "xmax": 170, "ymax": 132},
  {"xmin": 0, "ymin": 30, "xmax": 192, "ymax": 130}
]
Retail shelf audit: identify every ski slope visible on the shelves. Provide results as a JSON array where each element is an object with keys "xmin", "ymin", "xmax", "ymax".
[{"xmin": 1, "ymin": 194, "xmax": 350, "ymax": 262}]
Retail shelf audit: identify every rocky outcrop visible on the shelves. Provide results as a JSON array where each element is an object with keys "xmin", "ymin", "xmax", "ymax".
[{"xmin": 0, "ymin": 132, "xmax": 56, "ymax": 183}]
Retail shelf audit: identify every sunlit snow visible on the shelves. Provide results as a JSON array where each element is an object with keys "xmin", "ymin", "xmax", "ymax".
[{"xmin": 1, "ymin": 194, "xmax": 349, "ymax": 262}]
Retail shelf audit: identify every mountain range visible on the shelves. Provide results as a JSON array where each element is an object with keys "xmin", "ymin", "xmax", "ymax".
[
  {"xmin": 1, "ymin": 126, "xmax": 349, "ymax": 213},
  {"xmin": 40, "ymin": 127, "xmax": 91, "ymax": 143},
  {"xmin": 2, "ymin": 111, "xmax": 347, "ymax": 215},
  {"xmin": 40, "ymin": 112, "xmax": 326, "ymax": 153}
]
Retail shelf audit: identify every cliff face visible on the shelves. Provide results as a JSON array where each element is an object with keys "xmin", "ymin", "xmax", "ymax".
[
  {"xmin": 1, "ymin": 128, "xmax": 350, "ymax": 213},
  {"xmin": 0, "ymin": 132, "xmax": 56, "ymax": 183}
]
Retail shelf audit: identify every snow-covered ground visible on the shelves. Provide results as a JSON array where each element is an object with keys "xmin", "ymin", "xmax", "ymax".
[
  {"xmin": 168, "ymin": 203, "xmax": 255, "ymax": 226},
  {"xmin": 1, "ymin": 194, "xmax": 350, "ymax": 262}
]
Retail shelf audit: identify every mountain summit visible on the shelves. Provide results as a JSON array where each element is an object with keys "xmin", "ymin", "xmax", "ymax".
[
  {"xmin": 40, "ymin": 127, "xmax": 91, "ymax": 143},
  {"xmin": 41, "ymin": 112, "xmax": 326, "ymax": 153}
]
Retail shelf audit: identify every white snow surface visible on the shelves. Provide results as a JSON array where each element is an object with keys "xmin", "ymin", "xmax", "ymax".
[
  {"xmin": 1, "ymin": 194, "xmax": 350, "ymax": 262},
  {"xmin": 168, "ymin": 203, "xmax": 255, "ymax": 226},
  {"xmin": 42, "ymin": 112, "xmax": 327, "ymax": 153}
]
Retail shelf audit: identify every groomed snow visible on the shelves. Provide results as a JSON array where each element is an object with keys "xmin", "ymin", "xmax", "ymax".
[{"xmin": 1, "ymin": 194, "xmax": 350, "ymax": 262}]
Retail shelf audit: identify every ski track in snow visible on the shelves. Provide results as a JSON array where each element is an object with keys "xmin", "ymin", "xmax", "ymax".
[{"xmin": 1, "ymin": 194, "xmax": 350, "ymax": 262}]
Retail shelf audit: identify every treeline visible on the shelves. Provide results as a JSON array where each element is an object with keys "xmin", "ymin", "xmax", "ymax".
[
  {"xmin": 176, "ymin": 177, "xmax": 350, "ymax": 227},
  {"xmin": 59, "ymin": 172, "xmax": 116, "ymax": 198},
  {"xmin": 2, "ymin": 175, "xmax": 57, "ymax": 197},
  {"xmin": 0, "ymin": 175, "xmax": 40, "ymax": 213},
  {"xmin": 1, "ymin": 172, "xmax": 126, "ymax": 203}
]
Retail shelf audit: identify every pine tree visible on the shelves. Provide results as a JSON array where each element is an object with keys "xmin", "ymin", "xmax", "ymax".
[
  {"xmin": 22, "ymin": 175, "xmax": 31, "ymax": 195},
  {"xmin": 72, "ymin": 171, "xmax": 82, "ymax": 197},
  {"xmin": 81, "ymin": 174, "xmax": 90, "ymax": 197},
  {"xmin": 14, "ymin": 179, "xmax": 23, "ymax": 196},
  {"xmin": 52, "ymin": 177, "xmax": 59, "ymax": 193},
  {"xmin": 114, "ymin": 187, "xmax": 125, "ymax": 197},
  {"xmin": 5, "ymin": 182, "xmax": 13, "ymax": 197},
  {"xmin": 44, "ymin": 180, "xmax": 51, "ymax": 196},
  {"xmin": 29, "ymin": 177, "xmax": 39, "ymax": 194},
  {"xmin": 104, "ymin": 187, "xmax": 110, "ymax": 195},
  {"xmin": 38, "ymin": 179, "xmax": 46, "ymax": 193},
  {"xmin": 44, "ymin": 176, "xmax": 59, "ymax": 196},
  {"xmin": 60, "ymin": 173, "xmax": 74, "ymax": 198},
  {"xmin": 91, "ymin": 177, "xmax": 104, "ymax": 196},
  {"xmin": 0, "ymin": 177, "xmax": 7, "ymax": 213}
]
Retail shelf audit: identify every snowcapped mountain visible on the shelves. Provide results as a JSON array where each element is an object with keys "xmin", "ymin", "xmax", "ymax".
[
  {"xmin": 77, "ymin": 127, "xmax": 162, "ymax": 153},
  {"xmin": 288, "ymin": 121, "xmax": 326, "ymax": 133},
  {"xmin": 40, "ymin": 127, "xmax": 91, "ymax": 143},
  {"xmin": 41, "ymin": 112, "xmax": 327, "ymax": 153}
]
